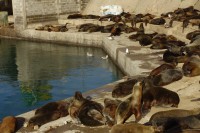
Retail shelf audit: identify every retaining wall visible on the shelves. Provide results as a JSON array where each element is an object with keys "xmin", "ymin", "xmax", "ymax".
[
  {"xmin": 83, "ymin": 0, "xmax": 200, "ymax": 15},
  {"xmin": 12, "ymin": 0, "xmax": 90, "ymax": 30}
]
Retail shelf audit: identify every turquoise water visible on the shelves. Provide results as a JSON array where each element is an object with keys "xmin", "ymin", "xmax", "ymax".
[{"xmin": 0, "ymin": 39, "xmax": 124, "ymax": 120}]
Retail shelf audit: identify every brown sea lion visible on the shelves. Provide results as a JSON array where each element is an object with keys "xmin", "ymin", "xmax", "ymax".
[
  {"xmin": 149, "ymin": 18, "xmax": 166, "ymax": 25},
  {"xmin": 148, "ymin": 108, "xmax": 200, "ymax": 131},
  {"xmin": 103, "ymin": 98, "xmax": 122, "ymax": 120},
  {"xmin": 137, "ymin": 34, "xmax": 152, "ymax": 46},
  {"xmin": 182, "ymin": 56, "xmax": 200, "ymax": 77},
  {"xmin": 68, "ymin": 91, "xmax": 105, "ymax": 126},
  {"xmin": 110, "ymin": 23, "xmax": 121, "ymax": 36},
  {"xmin": 149, "ymin": 63, "xmax": 177, "ymax": 76},
  {"xmin": 186, "ymin": 30, "xmax": 200, "ymax": 41},
  {"xmin": 111, "ymin": 123, "xmax": 159, "ymax": 133},
  {"xmin": 137, "ymin": 23, "xmax": 145, "ymax": 34},
  {"xmin": 112, "ymin": 78, "xmax": 138, "ymax": 98},
  {"xmin": 0, "ymin": 116, "xmax": 17, "ymax": 133},
  {"xmin": 67, "ymin": 14, "xmax": 82, "ymax": 19},
  {"xmin": 28, "ymin": 112, "xmax": 62, "ymax": 128},
  {"xmin": 183, "ymin": 45, "xmax": 200, "ymax": 56},
  {"xmin": 82, "ymin": 14, "xmax": 100, "ymax": 19},
  {"xmin": 35, "ymin": 101, "xmax": 69, "ymax": 116},
  {"xmin": 150, "ymin": 35, "xmax": 168, "ymax": 49},
  {"xmin": 112, "ymin": 77, "xmax": 144, "ymax": 98},
  {"xmin": 28, "ymin": 101, "xmax": 69, "ymax": 128},
  {"xmin": 114, "ymin": 81, "xmax": 143, "ymax": 124},
  {"xmin": 149, "ymin": 108, "xmax": 200, "ymax": 123},
  {"xmin": 152, "ymin": 69, "xmax": 183, "ymax": 86},
  {"xmin": 163, "ymin": 50, "xmax": 185, "ymax": 63},
  {"xmin": 142, "ymin": 76, "xmax": 180, "ymax": 108}
]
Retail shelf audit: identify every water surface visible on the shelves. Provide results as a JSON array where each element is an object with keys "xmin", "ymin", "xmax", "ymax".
[{"xmin": 0, "ymin": 39, "xmax": 124, "ymax": 120}]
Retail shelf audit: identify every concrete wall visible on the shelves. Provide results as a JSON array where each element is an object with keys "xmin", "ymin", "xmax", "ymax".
[
  {"xmin": 83, "ymin": 0, "xmax": 200, "ymax": 15},
  {"xmin": 12, "ymin": 0, "xmax": 90, "ymax": 30}
]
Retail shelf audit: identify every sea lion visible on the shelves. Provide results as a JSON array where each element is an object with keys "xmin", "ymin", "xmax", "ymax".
[
  {"xmin": 148, "ymin": 109, "xmax": 200, "ymax": 131},
  {"xmin": 82, "ymin": 14, "xmax": 100, "ymax": 19},
  {"xmin": 152, "ymin": 69, "xmax": 183, "ymax": 86},
  {"xmin": 112, "ymin": 78, "xmax": 138, "ymax": 98},
  {"xmin": 114, "ymin": 81, "xmax": 143, "ymax": 124},
  {"xmin": 183, "ymin": 45, "xmax": 200, "ymax": 56},
  {"xmin": 0, "ymin": 116, "xmax": 17, "ymax": 133},
  {"xmin": 35, "ymin": 101, "xmax": 69, "ymax": 116},
  {"xmin": 28, "ymin": 112, "xmax": 62, "ymax": 128},
  {"xmin": 149, "ymin": 18, "xmax": 166, "ymax": 25},
  {"xmin": 28, "ymin": 101, "xmax": 69, "ymax": 128},
  {"xmin": 103, "ymin": 98, "xmax": 122, "ymax": 120},
  {"xmin": 149, "ymin": 62, "xmax": 177, "ymax": 76},
  {"xmin": 137, "ymin": 23, "xmax": 145, "ymax": 34},
  {"xmin": 150, "ymin": 35, "xmax": 168, "ymax": 49},
  {"xmin": 137, "ymin": 34, "xmax": 152, "ymax": 46},
  {"xmin": 142, "ymin": 76, "xmax": 180, "ymax": 108},
  {"xmin": 110, "ymin": 23, "xmax": 121, "ymax": 36},
  {"xmin": 68, "ymin": 91, "xmax": 105, "ymax": 126},
  {"xmin": 149, "ymin": 108, "xmax": 200, "ymax": 123},
  {"xmin": 163, "ymin": 50, "xmax": 185, "ymax": 63},
  {"xmin": 182, "ymin": 56, "xmax": 200, "ymax": 77},
  {"xmin": 67, "ymin": 13, "xmax": 83, "ymax": 19},
  {"xmin": 110, "ymin": 123, "xmax": 159, "ymax": 133},
  {"xmin": 186, "ymin": 30, "xmax": 200, "ymax": 42}
]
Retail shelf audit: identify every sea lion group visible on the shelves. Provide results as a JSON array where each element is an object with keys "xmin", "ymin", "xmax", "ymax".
[{"xmin": 1, "ymin": 6, "xmax": 200, "ymax": 133}]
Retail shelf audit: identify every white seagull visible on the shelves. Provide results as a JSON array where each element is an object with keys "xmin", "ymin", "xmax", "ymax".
[
  {"xmin": 101, "ymin": 55, "xmax": 108, "ymax": 59},
  {"xmin": 87, "ymin": 52, "xmax": 93, "ymax": 57},
  {"xmin": 126, "ymin": 48, "xmax": 130, "ymax": 54},
  {"xmin": 108, "ymin": 36, "xmax": 114, "ymax": 40}
]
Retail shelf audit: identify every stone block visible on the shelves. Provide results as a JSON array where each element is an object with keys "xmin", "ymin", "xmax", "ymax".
[{"xmin": 0, "ymin": 11, "xmax": 8, "ymax": 26}]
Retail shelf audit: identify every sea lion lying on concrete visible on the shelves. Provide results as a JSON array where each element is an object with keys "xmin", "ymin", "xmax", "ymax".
[
  {"xmin": 0, "ymin": 116, "xmax": 17, "ymax": 133},
  {"xmin": 148, "ymin": 108, "xmax": 200, "ymax": 131},
  {"xmin": 142, "ymin": 76, "xmax": 180, "ymax": 108},
  {"xmin": 149, "ymin": 108, "xmax": 200, "ymax": 123},
  {"xmin": 115, "ymin": 81, "xmax": 143, "ymax": 124},
  {"xmin": 67, "ymin": 14, "xmax": 83, "ymax": 19},
  {"xmin": 112, "ymin": 78, "xmax": 139, "ymax": 98},
  {"xmin": 183, "ymin": 45, "xmax": 200, "ymax": 56},
  {"xmin": 149, "ymin": 18, "xmax": 166, "ymax": 25},
  {"xmin": 152, "ymin": 69, "xmax": 183, "ymax": 86},
  {"xmin": 68, "ymin": 91, "xmax": 105, "ymax": 126},
  {"xmin": 163, "ymin": 50, "xmax": 185, "ymax": 63},
  {"xmin": 182, "ymin": 56, "xmax": 200, "ymax": 77},
  {"xmin": 111, "ymin": 123, "xmax": 160, "ymax": 133},
  {"xmin": 186, "ymin": 30, "xmax": 200, "ymax": 43},
  {"xmin": 149, "ymin": 63, "xmax": 177, "ymax": 76},
  {"xmin": 28, "ymin": 101, "xmax": 69, "ymax": 128}
]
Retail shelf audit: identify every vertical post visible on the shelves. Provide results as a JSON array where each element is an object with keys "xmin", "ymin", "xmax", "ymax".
[{"xmin": 12, "ymin": 0, "xmax": 27, "ymax": 30}]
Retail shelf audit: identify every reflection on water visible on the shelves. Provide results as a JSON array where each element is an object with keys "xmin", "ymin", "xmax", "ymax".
[{"xmin": 0, "ymin": 39, "xmax": 124, "ymax": 119}]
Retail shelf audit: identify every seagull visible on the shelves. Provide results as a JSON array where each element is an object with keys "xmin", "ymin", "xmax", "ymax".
[
  {"xmin": 101, "ymin": 55, "xmax": 108, "ymax": 59},
  {"xmin": 126, "ymin": 48, "xmax": 130, "ymax": 54},
  {"xmin": 87, "ymin": 52, "xmax": 93, "ymax": 57},
  {"xmin": 164, "ymin": 23, "xmax": 170, "ymax": 28},
  {"xmin": 108, "ymin": 36, "xmax": 114, "ymax": 40},
  {"xmin": 168, "ymin": 14, "xmax": 172, "ymax": 19}
]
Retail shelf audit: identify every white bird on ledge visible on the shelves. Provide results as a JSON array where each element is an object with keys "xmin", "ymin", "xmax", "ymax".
[{"xmin": 126, "ymin": 48, "xmax": 130, "ymax": 54}]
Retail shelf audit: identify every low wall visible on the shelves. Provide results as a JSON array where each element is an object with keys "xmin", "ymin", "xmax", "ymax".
[
  {"xmin": 83, "ymin": 0, "xmax": 200, "ymax": 15},
  {"xmin": 12, "ymin": 0, "xmax": 90, "ymax": 30}
]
